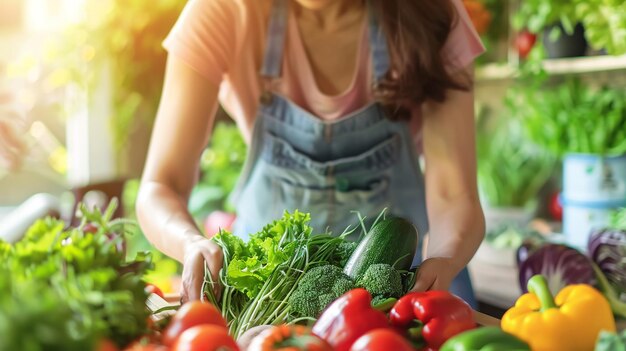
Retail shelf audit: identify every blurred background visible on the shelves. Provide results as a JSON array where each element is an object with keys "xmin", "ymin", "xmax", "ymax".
[{"xmin": 1, "ymin": 0, "xmax": 625, "ymax": 307}]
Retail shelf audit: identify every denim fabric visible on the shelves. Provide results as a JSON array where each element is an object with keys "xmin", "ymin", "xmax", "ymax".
[{"xmin": 229, "ymin": 0, "xmax": 477, "ymax": 307}]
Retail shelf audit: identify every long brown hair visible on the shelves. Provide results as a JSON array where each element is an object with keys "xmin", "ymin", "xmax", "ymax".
[{"xmin": 372, "ymin": 0, "xmax": 471, "ymax": 119}]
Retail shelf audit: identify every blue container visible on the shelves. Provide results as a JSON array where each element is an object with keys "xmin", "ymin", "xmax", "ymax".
[{"xmin": 562, "ymin": 153, "xmax": 626, "ymax": 248}]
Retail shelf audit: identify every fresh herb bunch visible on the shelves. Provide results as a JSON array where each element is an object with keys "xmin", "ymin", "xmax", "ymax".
[
  {"xmin": 204, "ymin": 211, "xmax": 355, "ymax": 338},
  {"xmin": 0, "ymin": 201, "xmax": 153, "ymax": 350},
  {"xmin": 509, "ymin": 78, "xmax": 626, "ymax": 158}
]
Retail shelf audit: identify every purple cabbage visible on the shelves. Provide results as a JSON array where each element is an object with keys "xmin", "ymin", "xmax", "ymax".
[
  {"xmin": 517, "ymin": 243, "xmax": 596, "ymax": 295},
  {"xmin": 588, "ymin": 229, "xmax": 626, "ymax": 302}
]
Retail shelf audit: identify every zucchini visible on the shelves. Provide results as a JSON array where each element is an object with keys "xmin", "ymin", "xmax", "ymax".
[{"xmin": 343, "ymin": 217, "xmax": 419, "ymax": 280}]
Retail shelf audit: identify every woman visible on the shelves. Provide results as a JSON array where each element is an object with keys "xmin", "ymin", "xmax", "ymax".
[{"xmin": 137, "ymin": 0, "xmax": 486, "ymax": 306}]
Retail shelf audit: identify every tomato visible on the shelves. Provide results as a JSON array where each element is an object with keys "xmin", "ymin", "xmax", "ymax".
[
  {"xmin": 173, "ymin": 325, "xmax": 239, "ymax": 351},
  {"xmin": 248, "ymin": 325, "xmax": 333, "ymax": 351},
  {"xmin": 163, "ymin": 301, "xmax": 228, "ymax": 346},
  {"xmin": 516, "ymin": 30, "xmax": 537, "ymax": 59},
  {"xmin": 145, "ymin": 283, "xmax": 165, "ymax": 299},
  {"xmin": 123, "ymin": 341, "xmax": 168, "ymax": 351},
  {"xmin": 98, "ymin": 339, "xmax": 119, "ymax": 351},
  {"xmin": 349, "ymin": 329, "xmax": 414, "ymax": 351},
  {"xmin": 549, "ymin": 192, "xmax": 563, "ymax": 222}
]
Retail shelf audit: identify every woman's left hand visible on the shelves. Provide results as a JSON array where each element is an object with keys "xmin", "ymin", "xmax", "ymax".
[{"xmin": 411, "ymin": 257, "xmax": 460, "ymax": 292}]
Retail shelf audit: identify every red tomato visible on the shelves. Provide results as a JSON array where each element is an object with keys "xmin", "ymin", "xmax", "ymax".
[
  {"xmin": 123, "ymin": 342, "xmax": 168, "ymax": 351},
  {"xmin": 98, "ymin": 339, "xmax": 119, "ymax": 351},
  {"xmin": 173, "ymin": 325, "xmax": 239, "ymax": 351},
  {"xmin": 163, "ymin": 301, "xmax": 228, "ymax": 346},
  {"xmin": 349, "ymin": 329, "xmax": 414, "ymax": 351},
  {"xmin": 145, "ymin": 284, "xmax": 164, "ymax": 299},
  {"xmin": 549, "ymin": 192, "xmax": 563, "ymax": 222},
  {"xmin": 516, "ymin": 30, "xmax": 537, "ymax": 59}
]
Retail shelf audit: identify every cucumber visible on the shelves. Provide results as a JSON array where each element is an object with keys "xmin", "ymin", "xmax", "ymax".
[{"xmin": 343, "ymin": 217, "xmax": 419, "ymax": 280}]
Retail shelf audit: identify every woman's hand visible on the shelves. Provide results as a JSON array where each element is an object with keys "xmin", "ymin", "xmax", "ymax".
[
  {"xmin": 181, "ymin": 236, "xmax": 224, "ymax": 303},
  {"xmin": 411, "ymin": 257, "xmax": 460, "ymax": 292}
]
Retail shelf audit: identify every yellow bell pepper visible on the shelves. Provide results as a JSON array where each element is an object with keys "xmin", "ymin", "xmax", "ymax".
[{"xmin": 502, "ymin": 275, "xmax": 615, "ymax": 351}]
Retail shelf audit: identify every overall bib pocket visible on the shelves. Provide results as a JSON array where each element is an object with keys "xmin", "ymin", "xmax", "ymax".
[{"xmin": 274, "ymin": 175, "xmax": 391, "ymax": 237}]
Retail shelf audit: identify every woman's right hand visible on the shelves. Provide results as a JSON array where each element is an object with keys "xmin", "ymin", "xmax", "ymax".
[{"xmin": 181, "ymin": 236, "xmax": 224, "ymax": 303}]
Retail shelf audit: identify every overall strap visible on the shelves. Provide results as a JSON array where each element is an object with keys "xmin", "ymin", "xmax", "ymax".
[
  {"xmin": 260, "ymin": 0, "xmax": 289, "ymax": 81},
  {"xmin": 367, "ymin": 0, "xmax": 391, "ymax": 84}
]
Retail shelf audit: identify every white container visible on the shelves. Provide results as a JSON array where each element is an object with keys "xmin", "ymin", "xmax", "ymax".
[
  {"xmin": 0, "ymin": 193, "xmax": 60, "ymax": 243},
  {"xmin": 562, "ymin": 153, "xmax": 626, "ymax": 248}
]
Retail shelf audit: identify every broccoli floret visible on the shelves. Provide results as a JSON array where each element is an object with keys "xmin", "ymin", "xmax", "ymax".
[
  {"xmin": 335, "ymin": 241, "xmax": 358, "ymax": 266},
  {"xmin": 356, "ymin": 263, "xmax": 403, "ymax": 299},
  {"xmin": 288, "ymin": 265, "xmax": 355, "ymax": 318}
]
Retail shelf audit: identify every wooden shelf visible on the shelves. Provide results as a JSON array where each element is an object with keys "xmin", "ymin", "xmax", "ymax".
[{"xmin": 476, "ymin": 55, "xmax": 626, "ymax": 81}]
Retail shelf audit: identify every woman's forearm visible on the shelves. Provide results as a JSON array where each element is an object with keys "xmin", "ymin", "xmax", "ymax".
[
  {"xmin": 136, "ymin": 181, "xmax": 205, "ymax": 263},
  {"xmin": 425, "ymin": 194, "xmax": 485, "ymax": 272}
]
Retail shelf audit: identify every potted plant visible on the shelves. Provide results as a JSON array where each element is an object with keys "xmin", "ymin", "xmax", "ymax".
[
  {"xmin": 476, "ymin": 110, "xmax": 556, "ymax": 233},
  {"xmin": 513, "ymin": 0, "xmax": 587, "ymax": 58},
  {"xmin": 511, "ymin": 78, "xmax": 626, "ymax": 248},
  {"xmin": 574, "ymin": 0, "xmax": 626, "ymax": 55}
]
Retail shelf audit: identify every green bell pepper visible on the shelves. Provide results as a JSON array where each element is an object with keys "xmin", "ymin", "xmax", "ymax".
[{"xmin": 440, "ymin": 327, "xmax": 530, "ymax": 351}]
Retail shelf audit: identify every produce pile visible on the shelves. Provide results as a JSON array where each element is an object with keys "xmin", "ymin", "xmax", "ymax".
[
  {"xmin": 0, "ymin": 201, "xmax": 154, "ymax": 350},
  {"xmin": 4, "ymin": 205, "xmax": 625, "ymax": 351},
  {"xmin": 202, "ymin": 211, "xmax": 419, "ymax": 338}
]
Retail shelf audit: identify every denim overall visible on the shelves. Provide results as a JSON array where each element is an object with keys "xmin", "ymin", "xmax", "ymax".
[{"xmin": 231, "ymin": 0, "xmax": 476, "ymax": 307}]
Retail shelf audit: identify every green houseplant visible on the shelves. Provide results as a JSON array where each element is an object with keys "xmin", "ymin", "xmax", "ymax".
[
  {"xmin": 574, "ymin": 0, "xmax": 626, "ymax": 55},
  {"xmin": 510, "ymin": 78, "xmax": 626, "ymax": 248},
  {"xmin": 513, "ymin": 0, "xmax": 586, "ymax": 58},
  {"xmin": 477, "ymin": 109, "xmax": 555, "ymax": 232},
  {"xmin": 510, "ymin": 78, "xmax": 626, "ymax": 157}
]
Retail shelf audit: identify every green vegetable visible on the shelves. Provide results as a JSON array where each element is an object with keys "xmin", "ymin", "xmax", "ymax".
[
  {"xmin": 288, "ymin": 265, "xmax": 355, "ymax": 318},
  {"xmin": 0, "ymin": 201, "xmax": 153, "ymax": 349},
  {"xmin": 356, "ymin": 263, "xmax": 403, "ymax": 299},
  {"xmin": 371, "ymin": 296, "xmax": 398, "ymax": 312},
  {"xmin": 344, "ymin": 217, "xmax": 418, "ymax": 281},
  {"xmin": 204, "ymin": 211, "xmax": 352, "ymax": 338},
  {"xmin": 334, "ymin": 241, "xmax": 358, "ymax": 267},
  {"xmin": 440, "ymin": 327, "xmax": 531, "ymax": 351},
  {"xmin": 596, "ymin": 330, "xmax": 626, "ymax": 351}
]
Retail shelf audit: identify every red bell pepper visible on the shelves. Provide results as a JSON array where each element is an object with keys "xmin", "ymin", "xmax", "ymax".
[
  {"xmin": 349, "ymin": 329, "xmax": 415, "ymax": 351},
  {"xmin": 389, "ymin": 291, "xmax": 476, "ymax": 350},
  {"xmin": 312, "ymin": 288, "xmax": 389, "ymax": 351}
]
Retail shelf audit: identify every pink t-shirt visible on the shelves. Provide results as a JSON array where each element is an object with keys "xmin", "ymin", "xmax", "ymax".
[{"xmin": 163, "ymin": 0, "xmax": 485, "ymax": 142}]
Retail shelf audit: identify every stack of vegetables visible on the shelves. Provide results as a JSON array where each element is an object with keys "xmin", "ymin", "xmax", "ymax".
[
  {"xmin": 202, "ymin": 211, "xmax": 420, "ymax": 338},
  {"xmin": 0, "ymin": 201, "xmax": 154, "ymax": 350},
  {"xmin": 147, "ymin": 287, "xmax": 497, "ymax": 351}
]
